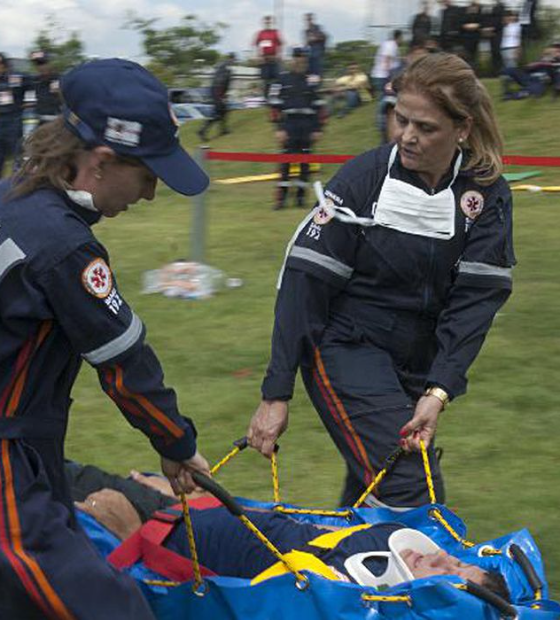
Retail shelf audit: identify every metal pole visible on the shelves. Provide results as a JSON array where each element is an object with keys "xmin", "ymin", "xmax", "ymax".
[{"xmin": 191, "ymin": 146, "xmax": 208, "ymax": 264}]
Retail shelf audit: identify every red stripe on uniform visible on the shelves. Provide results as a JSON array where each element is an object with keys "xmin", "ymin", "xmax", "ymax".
[
  {"xmin": 0, "ymin": 440, "xmax": 74, "ymax": 619},
  {"xmin": 112, "ymin": 365, "xmax": 184, "ymax": 439},
  {"xmin": 0, "ymin": 338, "xmax": 34, "ymax": 415},
  {"xmin": 313, "ymin": 349, "xmax": 374, "ymax": 488}
]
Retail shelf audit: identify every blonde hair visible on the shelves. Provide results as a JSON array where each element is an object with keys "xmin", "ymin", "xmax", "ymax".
[
  {"xmin": 393, "ymin": 53, "xmax": 503, "ymax": 185},
  {"xmin": 10, "ymin": 118, "xmax": 87, "ymax": 198}
]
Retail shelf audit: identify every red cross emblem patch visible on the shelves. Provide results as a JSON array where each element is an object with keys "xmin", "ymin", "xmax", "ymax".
[
  {"xmin": 460, "ymin": 190, "xmax": 485, "ymax": 220},
  {"xmin": 82, "ymin": 258, "xmax": 113, "ymax": 298}
]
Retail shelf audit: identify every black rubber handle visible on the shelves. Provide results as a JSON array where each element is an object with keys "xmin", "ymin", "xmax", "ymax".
[
  {"xmin": 191, "ymin": 471, "xmax": 244, "ymax": 517},
  {"xmin": 509, "ymin": 543, "xmax": 544, "ymax": 593},
  {"xmin": 233, "ymin": 437, "xmax": 249, "ymax": 450},
  {"xmin": 465, "ymin": 580, "xmax": 517, "ymax": 618}
]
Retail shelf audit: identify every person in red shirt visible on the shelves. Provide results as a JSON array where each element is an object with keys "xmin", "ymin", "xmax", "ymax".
[{"xmin": 254, "ymin": 15, "xmax": 283, "ymax": 97}]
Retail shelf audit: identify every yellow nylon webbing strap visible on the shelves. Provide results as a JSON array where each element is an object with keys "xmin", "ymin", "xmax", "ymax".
[
  {"xmin": 180, "ymin": 492, "xmax": 204, "ymax": 592},
  {"xmin": 430, "ymin": 508, "xmax": 476, "ymax": 549},
  {"xmin": 210, "ymin": 445, "xmax": 241, "ymax": 476},
  {"xmin": 239, "ymin": 514, "xmax": 309, "ymax": 587},
  {"xmin": 362, "ymin": 593, "xmax": 411, "ymax": 603}
]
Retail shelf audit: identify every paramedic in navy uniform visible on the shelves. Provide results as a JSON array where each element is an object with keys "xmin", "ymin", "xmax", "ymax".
[
  {"xmin": 0, "ymin": 59, "xmax": 211, "ymax": 619},
  {"xmin": 248, "ymin": 52, "xmax": 515, "ymax": 509}
]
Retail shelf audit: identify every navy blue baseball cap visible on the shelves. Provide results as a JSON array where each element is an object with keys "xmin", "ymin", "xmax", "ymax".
[{"xmin": 61, "ymin": 58, "xmax": 208, "ymax": 196}]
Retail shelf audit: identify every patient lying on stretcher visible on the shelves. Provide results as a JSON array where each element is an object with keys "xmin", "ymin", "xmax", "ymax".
[{"xmin": 68, "ymin": 462, "xmax": 510, "ymax": 599}]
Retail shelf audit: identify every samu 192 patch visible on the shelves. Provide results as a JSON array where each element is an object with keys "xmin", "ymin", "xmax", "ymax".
[
  {"xmin": 82, "ymin": 258, "xmax": 113, "ymax": 299},
  {"xmin": 313, "ymin": 198, "xmax": 335, "ymax": 225},
  {"xmin": 460, "ymin": 190, "xmax": 484, "ymax": 220}
]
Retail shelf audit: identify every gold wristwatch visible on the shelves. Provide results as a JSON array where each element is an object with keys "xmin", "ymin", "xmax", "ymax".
[{"xmin": 424, "ymin": 386, "xmax": 450, "ymax": 410}]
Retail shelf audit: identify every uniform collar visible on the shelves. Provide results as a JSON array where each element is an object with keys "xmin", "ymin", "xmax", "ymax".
[{"xmin": 62, "ymin": 189, "xmax": 103, "ymax": 226}]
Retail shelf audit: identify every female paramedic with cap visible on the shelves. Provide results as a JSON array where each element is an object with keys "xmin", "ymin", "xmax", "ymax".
[
  {"xmin": 248, "ymin": 52, "xmax": 515, "ymax": 509},
  {"xmin": 0, "ymin": 58, "xmax": 210, "ymax": 619}
]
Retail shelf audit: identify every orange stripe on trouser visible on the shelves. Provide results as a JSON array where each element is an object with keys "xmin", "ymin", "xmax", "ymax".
[
  {"xmin": 4, "ymin": 321, "xmax": 53, "ymax": 418},
  {"xmin": 313, "ymin": 348, "xmax": 375, "ymax": 487},
  {"xmin": 0, "ymin": 440, "xmax": 75, "ymax": 620},
  {"xmin": 113, "ymin": 365, "xmax": 184, "ymax": 439}
]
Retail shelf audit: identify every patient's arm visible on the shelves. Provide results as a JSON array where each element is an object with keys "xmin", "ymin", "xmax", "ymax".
[{"xmin": 76, "ymin": 489, "xmax": 142, "ymax": 540}]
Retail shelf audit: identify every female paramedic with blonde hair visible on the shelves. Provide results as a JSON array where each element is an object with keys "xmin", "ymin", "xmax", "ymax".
[
  {"xmin": 248, "ymin": 52, "xmax": 515, "ymax": 509},
  {"xmin": 0, "ymin": 59, "xmax": 211, "ymax": 619}
]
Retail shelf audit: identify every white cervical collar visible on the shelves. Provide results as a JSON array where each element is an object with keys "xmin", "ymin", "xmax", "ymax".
[{"xmin": 344, "ymin": 528, "xmax": 443, "ymax": 589}]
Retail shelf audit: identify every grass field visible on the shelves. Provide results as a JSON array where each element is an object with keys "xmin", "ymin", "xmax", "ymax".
[{"xmin": 65, "ymin": 82, "xmax": 560, "ymax": 598}]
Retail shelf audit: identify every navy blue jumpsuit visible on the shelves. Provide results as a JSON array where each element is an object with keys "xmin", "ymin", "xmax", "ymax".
[
  {"xmin": 166, "ymin": 505, "xmax": 403, "ymax": 580},
  {"xmin": 0, "ymin": 181, "xmax": 199, "ymax": 618},
  {"xmin": 261, "ymin": 144, "xmax": 515, "ymax": 507},
  {"xmin": 269, "ymin": 70, "xmax": 324, "ymax": 208}
]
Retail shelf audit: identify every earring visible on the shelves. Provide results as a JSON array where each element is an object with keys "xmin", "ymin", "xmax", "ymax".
[
  {"xmin": 458, "ymin": 137, "xmax": 465, "ymax": 144},
  {"xmin": 94, "ymin": 168, "xmax": 102, "ymax": 180}
]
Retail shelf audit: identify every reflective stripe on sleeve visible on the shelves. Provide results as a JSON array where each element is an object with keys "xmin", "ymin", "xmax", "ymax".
[
  {"xmin": 83, "ymin": 313, "xmax": 143, "ymax": 365},
  {"xmin": 289, "ymin": 246, "xmax": 353, "ymax": 279},
  {"xmin": 0, "ymin": 238, "xmax": 26, "ymax": 282},
  {"xmin": 458, "ymin": 261, "xmax": 513, "ymax": 280}
]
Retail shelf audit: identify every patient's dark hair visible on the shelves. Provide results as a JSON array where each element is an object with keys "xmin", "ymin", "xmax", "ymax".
[{"xmin": 481, "ymin": 571, "xmax": 511, "ymax": 603}]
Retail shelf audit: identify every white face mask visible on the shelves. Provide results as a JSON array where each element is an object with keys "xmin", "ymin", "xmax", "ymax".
[
  {"xmin": 372, "ymin": 145, "xmax": 462, "ymax": 241},
  {"xmin": 343, "ymin": 528, "xmax": 443, "ymax": 589}
]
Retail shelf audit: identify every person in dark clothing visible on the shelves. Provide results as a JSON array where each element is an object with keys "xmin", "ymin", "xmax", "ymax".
[
  {"xmin": 502, "ymin": 43, "xmax": 560, "ymax": 100},
  {"xmin": 439, "ymin": 0, "xmax": 461, "ymax": 52},
  {"xmin": 0, "ymin": 58, "xmax": 211, "ymax": 620},
  {"xmin": 248, "ymin": 53, "xmax": 514, "ymax": 510},
  {"xmin": 29, "ymin": 50, "xmax": 61, "ymax": 125},
  {"xmin": 0, "ymin": 52, "xmax": 28, "ymax": 177},
  {"xmin": 269, "ymin": 48, "xmax": 325, "ymax": 210},
  {"xmin": 482, "ymin": 1, "xmax": 506, "ymax": 76},
  {"xmin": 412, "ymin": 1, "xmax": 432, "ymax": 46},
  {"xmin": 198, "ymin": 53, "xmax": 236, "ymax": 141},
  {"xmin": 460, "ymin": 1, "xmax": 483, "ymax": 69},
  {"xmin": 304, "ymin": 13, "xmax": 328, "ymax": 78}
]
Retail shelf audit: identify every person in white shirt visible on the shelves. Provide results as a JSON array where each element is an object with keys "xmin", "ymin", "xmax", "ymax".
[
  {"xmin": 501, "ymin": 11, "xmax": 522, "ymax": 68},
  {"xmin": 371, "ymin": 30, "xmax": 403, "ymax": 136}
]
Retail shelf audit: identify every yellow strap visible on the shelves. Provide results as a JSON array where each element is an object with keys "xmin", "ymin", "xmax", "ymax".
[
  {"xmin": 210, "ymin": 445, "xmax": 241, "ymax": 476},
  {"xmin": 307, "ymin": 524, "xmax": 373, "ymax": 549},
  {"xmin": 251, "ymin": 550, "xmax": 339, "ymax": 585},
  {"xmin": 273, "ymin": 505, "xmax": 352, "ymax": 518},
  {"xmin": 419, "ymin": 439, "xmax": 437, "ymax": 504},
  {"xmin": 271, "ymin": 451, "xmax": 281, "ymax": 504},
  {"xmin": 180, "ymin": 492, "xmax": 204, "ymax": 592}
]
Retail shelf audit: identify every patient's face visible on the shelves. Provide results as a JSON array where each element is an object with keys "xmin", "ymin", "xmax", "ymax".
[{"xmin": 400, "ymin": 549, "xmax": 487, "ymax": 584}]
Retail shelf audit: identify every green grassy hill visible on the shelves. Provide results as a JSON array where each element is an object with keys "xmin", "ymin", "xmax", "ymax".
[{"xmin": 66, "ymin": 83, "xmax": 560, "ymax": 598}]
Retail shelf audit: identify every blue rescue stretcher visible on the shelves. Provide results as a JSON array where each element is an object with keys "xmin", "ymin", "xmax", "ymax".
[{"xmin": 80, "ymin": 440, "xmax": 560, "ymax": 620}]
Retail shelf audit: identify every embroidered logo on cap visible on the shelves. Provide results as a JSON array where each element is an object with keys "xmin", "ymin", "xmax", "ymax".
[
  {"xmin": 460, "ymin": 190, "xmax": 484, "ymax": 220},
  {"xmin": 82, "ymin": 258, "xmax": 113, "ymax": 298},
  {"xmin": 105, "ymin": 117, "xmax": 142, "ymax": 147}
]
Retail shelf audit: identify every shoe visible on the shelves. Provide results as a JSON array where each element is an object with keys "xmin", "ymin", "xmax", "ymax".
[
  {"xmin": 220, "ymin": 128, "xmax": 231, "ymax": 136},
  {"xmin": 273, "ymin": 200, "xmax": 286, "ymax": 211},
  {"xmin": 197, "ymin": 128, "xmax": 208, "ymax": 141}
]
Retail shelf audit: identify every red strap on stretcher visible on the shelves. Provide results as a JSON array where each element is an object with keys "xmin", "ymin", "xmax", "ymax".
[{"xmin": 108, "ymin": 496, "xmax": 222, "ymax": 582}]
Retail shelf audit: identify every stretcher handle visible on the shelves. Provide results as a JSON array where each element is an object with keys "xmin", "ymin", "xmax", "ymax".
[
  {"xmin": 192, "ymin": 471, "xmax": 243, "ymax": 517},
  {"xmin": 509, "ymin": 543, "xmax": 544, "ymax": 594},
  {"xmin": 465, "ymin": 580, "xmax": 517, "ymax": 619},
  {"xmin": 233, "ymin": 437, "xmax": 249, "ymax": 450}
]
